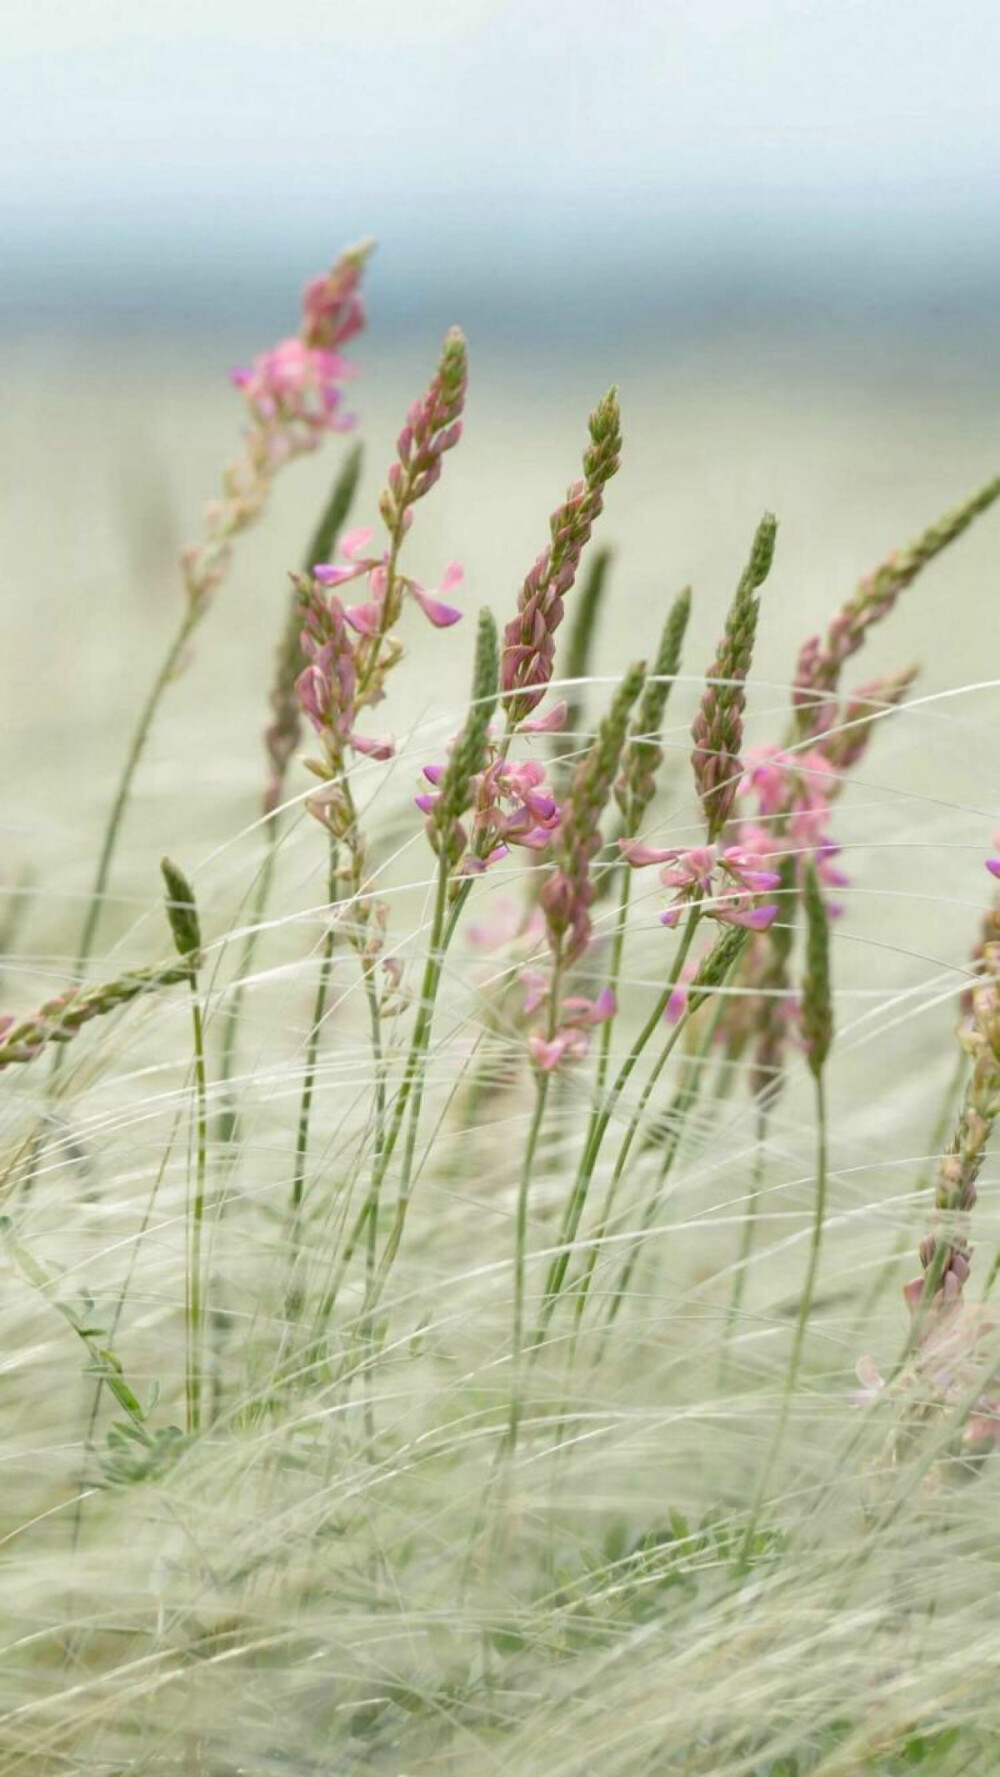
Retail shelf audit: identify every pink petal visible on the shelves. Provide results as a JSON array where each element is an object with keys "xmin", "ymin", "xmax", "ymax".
[
  {"xmin": 512, "ymin": 826, "xmax": 557, "ymax": 851},
  {"xmin": 340, "ymin": 525, "xmax": 374, "ymax": 560},
  {"xmin": 423, "ymin": 764, "xmax": 445, "ymax": 785},
  {"xmin": 521, "ymin": 970, "xmax": 548, "ymax": 1016},
  {"xmin": 414, "ymin": 793, "xmax": 439, "ymax": 814},
  {"xmin": 351, "ymin": 732, "xmax": 395, "ymax": 761},
  {"xmin": 714, "ymin": 901, "xmax": 779, "ymax": 931},
  {"xmin": 315, "ymin": 563, "xmax": 363, "ymax": 587},
  {"xmin": 619, "ymin": 840, "xmax": 681, "ymax": 867},
  {"xmin": 408, "ymin": 583, "xmax": 463, "ymax": 628},
  {"xmin": 438, "ymin": 560, "xmax": 465, "ymax": 595},
  {"xmin": 529, "ymin": 1029, "xmax": 589, "ymax": 1072},
  {"xmin": 591, "ymin": 986, "xmax": 617, "ymax": 1023},
  {"xmin": 987, "ymin": 858, "xmax": 1000, "ymax": 879},
  {"xmin": 344, "ymin": 602, "xmax": 384, "ymax": 636},
  {"xmin": 520, "ymin": 700, "xmax": 568, "ymax": 735},
  {"xmin": 562, "ymin": 988, "xmax": 617, "ymax": 1027}
]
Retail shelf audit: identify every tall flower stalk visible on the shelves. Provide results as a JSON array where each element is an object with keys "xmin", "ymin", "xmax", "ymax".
[
  {"xmin": 509, "ymin": 661, "xmax": 644, "ymax": 1426},
  {"xmin": 793, "ymin": 471, "xmax": 1000, "ymax": 740},
  {"xmin": 571, "ymin": 923, "xmax": 750, "ymax": 1336},
  {"xmin": 536, "ymin": 516, "xmax": 778, "ymax": 1334},
  {"xmin": 279, "ymin": 331, "xmax": 468, "ymax": 1327},
  {"xmin": 321, "ymin": 391, "xmax": 623, "ymax": 1330},
  {"xmin": 160, "ymin": 858, "xmax": 208, "ymax": 1436},
  {"xmin": 216, "ymin": 444, "xmax": 364, "ymax": 1136},
  {"xmin": 595, "ymin": 586, "xmax": 692, "ymax": 1096},
  {"xmin": 742, "ymin": 861, "xmax": 832, "ymax": 1561},
  {"xmin": 334, "ymin": 612, "xmax": 500, "ymax": 1335},
  {"xmin": 70, "ymin": 243, "xmax": 372, "ymax": 982}
]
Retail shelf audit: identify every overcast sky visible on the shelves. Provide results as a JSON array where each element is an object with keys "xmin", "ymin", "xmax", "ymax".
[{"xmin": 5, "ymin": 1, "xmax": 999, "ymax": 319}]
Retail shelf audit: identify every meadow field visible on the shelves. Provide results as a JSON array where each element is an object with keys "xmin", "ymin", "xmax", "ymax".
[{"xmin": 3, "ymin": 259, "xmax": 1000, "ymax": 1774}]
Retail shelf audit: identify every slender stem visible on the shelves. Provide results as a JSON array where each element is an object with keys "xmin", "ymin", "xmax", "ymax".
[
  {"xmin": 600, "ymin": 993, "xmax": 731, "ymax": 1341},
  {"xmin": 534, "ymin": 904, "xmax": 702, "ymax": 1330},
  {"xmin": 317, "ymin": 857, "xmax": 453, "ymax": 1330},
  {"xmin": 719, "ymin": 1096, "xmax": 772, "ymax": 1384},
  {"xmin": 73, "ymin": 612, "xmax": 195, "ymax": 987},
  {"xmin": 363, "ymin": 972, "xmax": 388, "ymax": 1295},
  {"xmin": 565, "ymin": 996, "xmax": 699, "ymax": 1336},
  {"xmin": 284, "ymin": 845, "xmax": 339, "ymax": 1327},
  {"xmin": 186, "ymin": 970, "xmax": 209, "ymax": 1436},
  {"xmin": 290, "ymin": 849, "xmax": 340, "ymax": 1220},
  {"xmin": 215, "ymin": 822, "xmax": 281, "ymax": 1140},
  {"xmin": 360, "ymin": 968, "xmax": 388, "ymax": 1442},
  {"xmin": 740, "ymin": 1067, "xmax": 828, "ymax": 1563},
  {"xmin": 367, "ymin": 860, "xmax": 451, "ymax": 1300},
  {"xmin": 594, "ymin": 866, "xmax": 631, "ymax": 1098},
  {"xmin": 509, "ymin": 1071, "xmax": 553, "ymax": 1450}
]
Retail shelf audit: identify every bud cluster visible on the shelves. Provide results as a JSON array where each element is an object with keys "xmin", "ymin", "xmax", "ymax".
[
  {"xmin": 793, "ymin": 472, "xmax": 1000, "ymax": 739},
  {"xmin": 691, "ymin": 514, "xmax": 777, "ymax": 839},
  {"xmin": 540, "ymin": 661, "xmax": 644, "ymax": 965},
  {"xmin": 502, "ymin": 391, "xmax": 622, "ymax": 725}
]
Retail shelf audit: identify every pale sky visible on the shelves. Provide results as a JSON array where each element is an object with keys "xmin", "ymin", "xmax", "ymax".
[{"xmin": 4, "ymin": 0, "xmax": 998, "ymax": 311}]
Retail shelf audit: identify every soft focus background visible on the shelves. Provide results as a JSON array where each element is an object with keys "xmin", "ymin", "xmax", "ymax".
[
  {"xmin": 4, "ymin": 0, "xmax": 999, "ymax": 1049},
  {"xmin": 2, "ymin": 12, "xmax": 1000, "ymax": 1765}
]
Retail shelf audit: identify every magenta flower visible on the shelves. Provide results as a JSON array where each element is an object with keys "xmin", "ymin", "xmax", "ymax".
[
  {"xmin": 988, "ymin": 858, "xmax": 1000, "ymax": 880},
  {"xmin": 529, "ymin": 1028, "xmax": 592, "ymax": 1072},
  {"xmin": 622, "ymin": 837, "xmax": 780, "ymax": 933},
  {"xmin": 718, "ymin": 845, "xmax": 783, "ymax": 895},
  {"xmin": 315, "ymin": 529, "xmax": 464, "ymax": 633},
  {"xmin": 415, "ymin": 746, "xmax": 562, "ymax": 875},
  {"xmin": 520, "ymin": 700, "xmax": 569, "ymax": 735},
  {"xmin": 232, "ymin": 339, "xmax": 358, "ymax": 455},
  {"xmin": 294, "ymin": 582, "xmax": 394, "ymax": 827},
  {"xmin": 526, "ymin": 984, "xmax": 617, "ymax": 1072},
  {"xmin": 738, "ymin": 744, "xmax": 848, "ymax": 913}
]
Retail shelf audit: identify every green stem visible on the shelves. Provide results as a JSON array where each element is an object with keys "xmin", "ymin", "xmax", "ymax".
[
  {"xmin": 186, "ymin": 970, "xmax": 209, "ymax": 1435},
  {"xmin": 361, "ymin": 968, "xmax": 388, "ymax": 1441},
  {"xmin": 740, "ymin": 1067, "xmax": 828, "ymax": 1563},
  {"xmin": 317, "ymin": 857, "xmax": 452, "ymax": 1329},
  {"xmin": 73, "ymin": 612, "xmax": 195, "ymax": 987},
  {"xmin": 719, "ymin": 1095, "xmax": 772, "ymax": 1385},
  {"xmin": 594, "ymin": 866, "xmax": 631, "ymax": 1098},
  {"xmin": 509, "ymin": 1071, "xmax": 553, "ymax": 1451},
  {"xmin": 366, "ymin": 860, "xmax": 451, "ymax": 1300},
  {"xmin": 284, "ymin": 845, "xmax": 339, "ymax": 1325},
  {"xmin": 215, "ymin": 822, "xmax": 281, "ymax": 1142},
  {"xmin": 566, "ymin": 991, "xmax": 702, "ymax": 1337},
  {"xmin": 534, "ymin": 904, "xmax": 702, "ymax": 1332},
  {"xmin": 601, "ymin": 993, "xmax": 732, "ymax": 1341}
]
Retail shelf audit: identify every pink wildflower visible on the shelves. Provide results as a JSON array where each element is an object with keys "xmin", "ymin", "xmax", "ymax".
[
  {"xmin": 294, "ymin": 582, "xmax": 394, "ymax": 832},
  {"xmin": 416, "ymin": 747, "xmax": 562, "ymax": 876},
  {"xmin": 739, "ymin": 745, "xmax": 848, "ymax": 913},
  {"xmin": 231, "ymin": 339, "xmax": 357, "ymax": 455},
  {"xmin": 316, "ymin": 531, "xmax": 464, "ymax": 633},
  {"xmin": 622, "ymin": 838, "xmax": 780, "ymax": 933},
  {"xmin": 526, "ymin": 984, "xmax": 617, "ymax": 1072}
]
